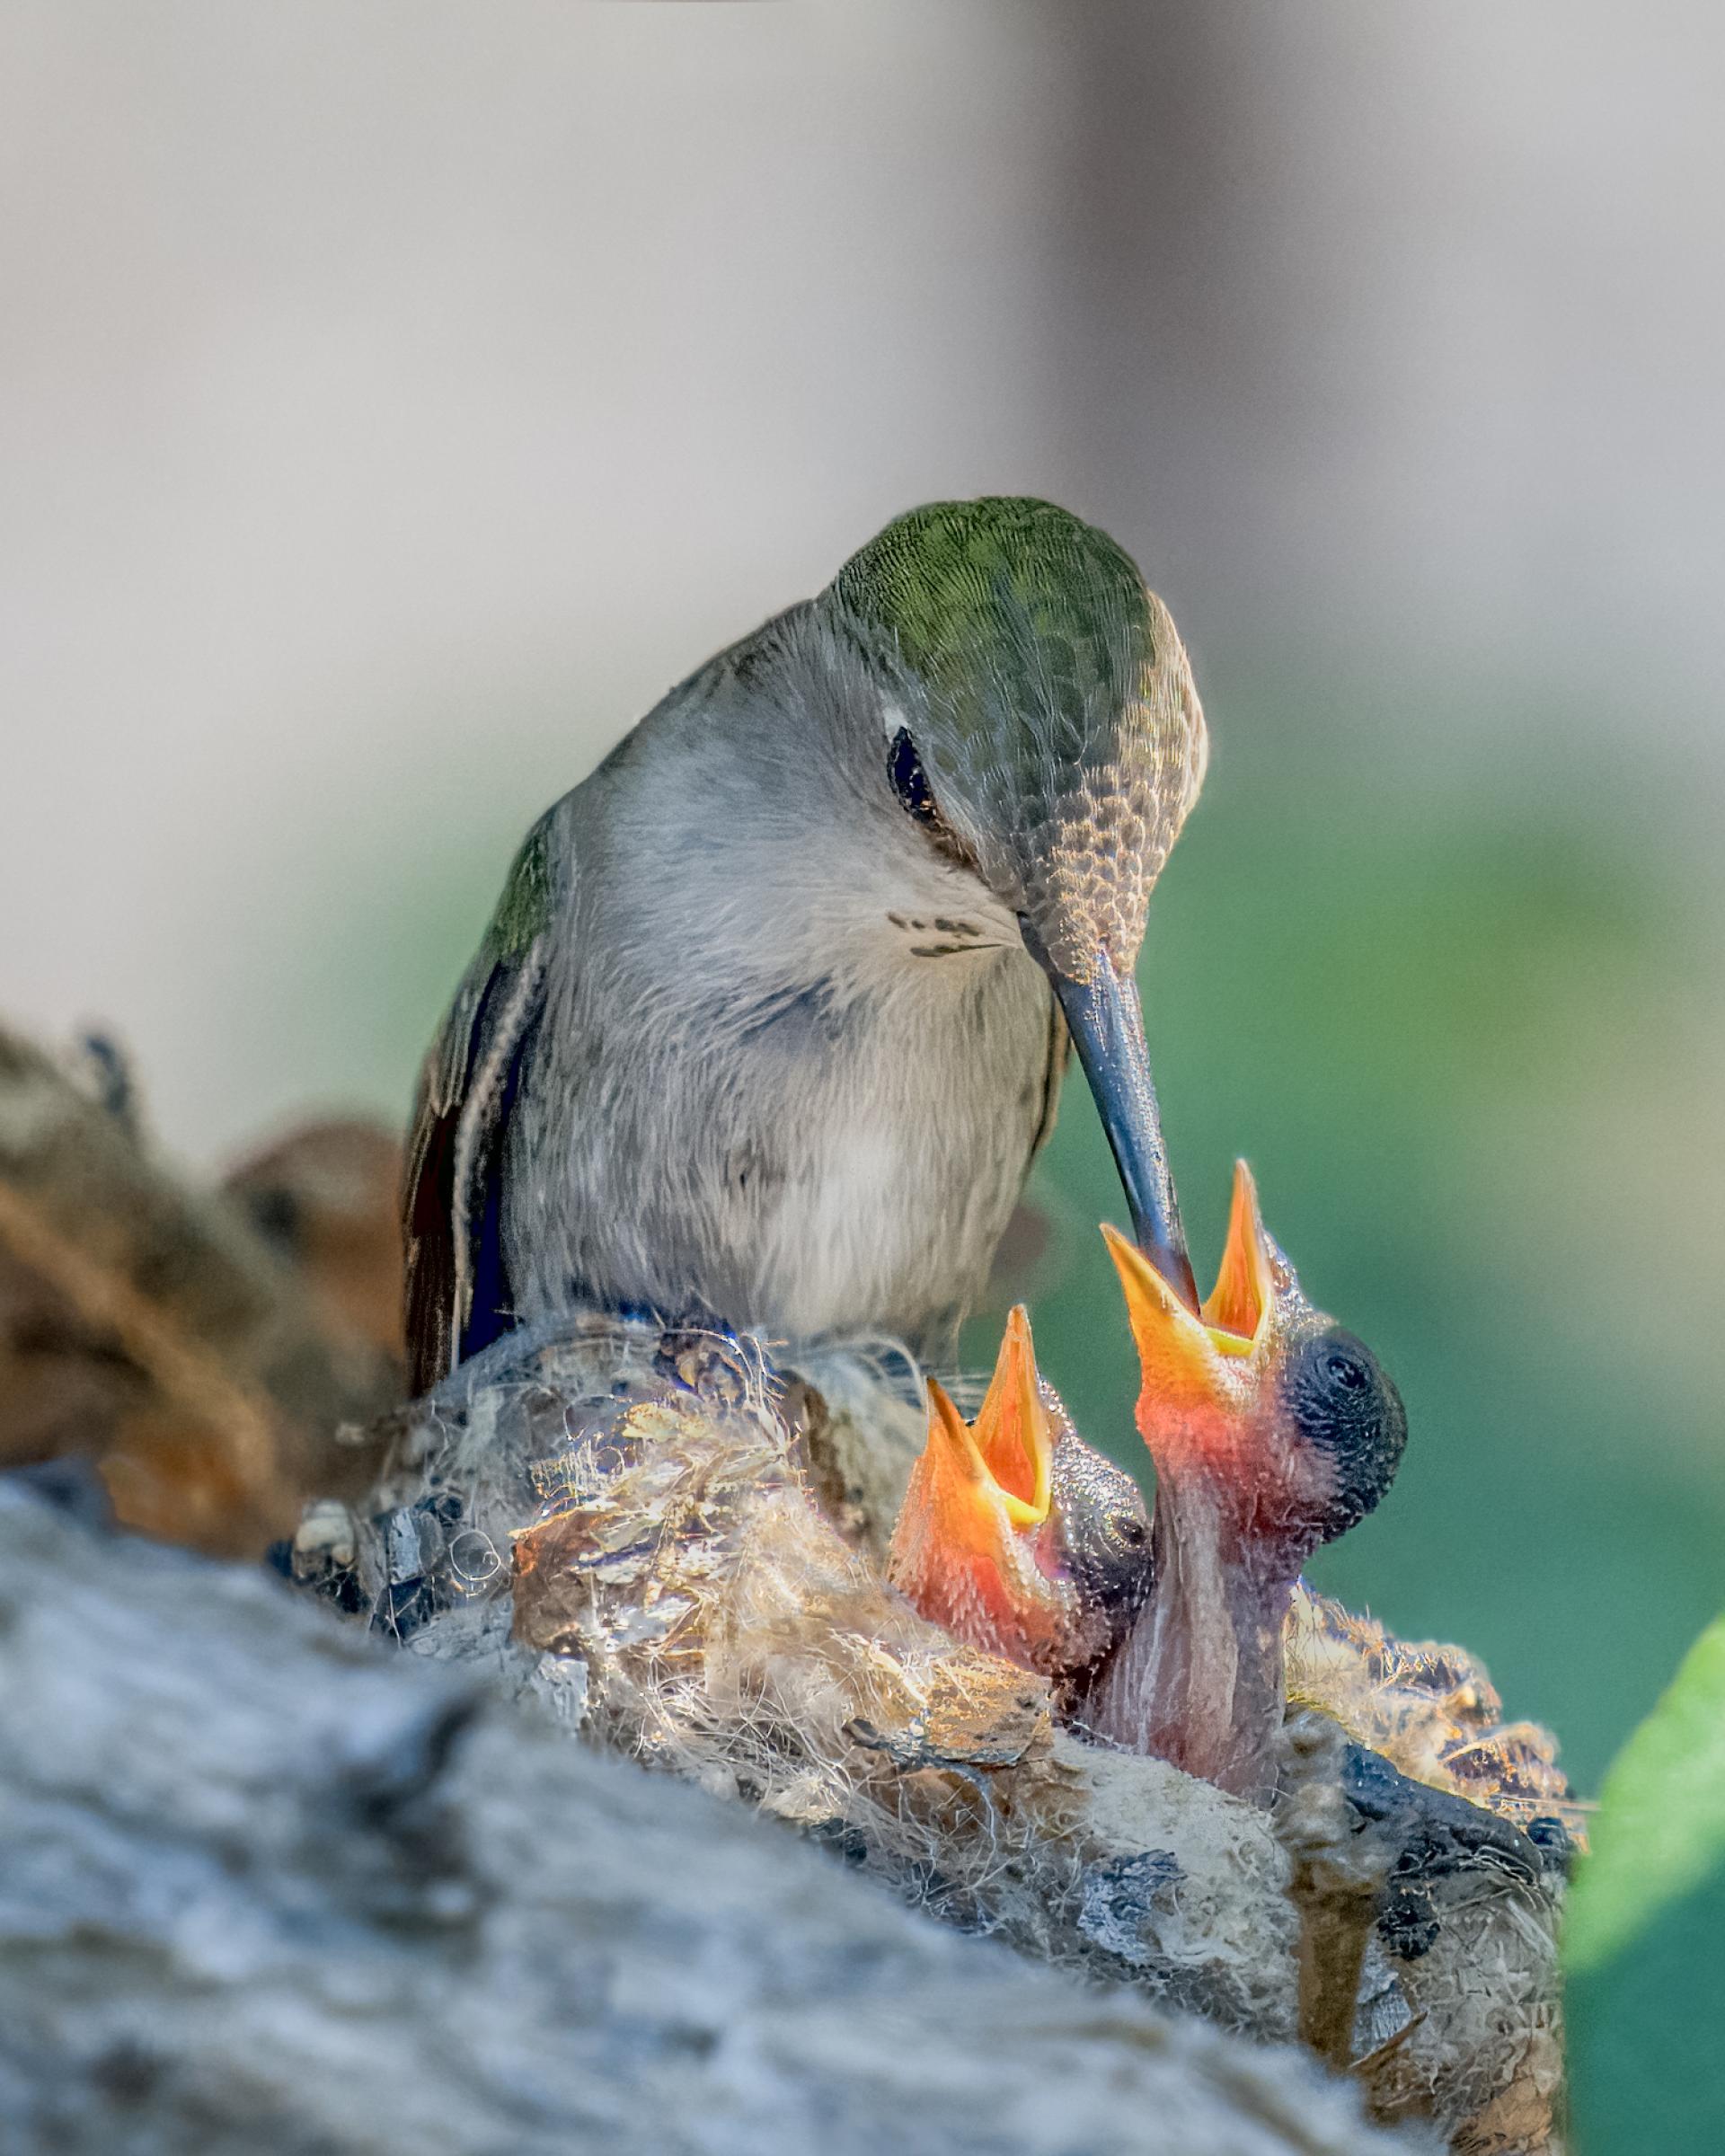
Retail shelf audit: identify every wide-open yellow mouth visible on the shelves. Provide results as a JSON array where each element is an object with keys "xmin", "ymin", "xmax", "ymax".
[
  {"xmin": 924, "ymin": 1303, "xmax": 1052, "ymax": 1533},
  {"xmin": 1101, "ymin": 1160, "xmax": 1277, "ymax": 1404}
]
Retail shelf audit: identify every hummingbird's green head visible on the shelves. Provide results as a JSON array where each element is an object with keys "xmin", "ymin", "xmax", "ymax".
[
  {"xmin": 827, "ymin": 496, "xmax": 1207, "ymax": 983},
  {"xmin": 827, "ymin": 497, "xmax": 1209, "ymax": 1307}
]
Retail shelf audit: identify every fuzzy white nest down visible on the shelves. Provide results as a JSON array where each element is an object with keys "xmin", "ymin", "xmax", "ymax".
[{"xmin": 305, "ymin": 1314, "xmax": 1565, "ymax": 2154}]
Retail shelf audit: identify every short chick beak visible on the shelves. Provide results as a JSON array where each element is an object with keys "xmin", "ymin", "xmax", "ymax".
[
  {"xmin": 1101, "ymin": 1219, "xmax": 1225, "ymax": 1429},
  {"xmin": 1203, "ymin": 1159, "xmax": 1276, "ymax": 1347},
  {"xmin": 1022, "ymin": 919, "xmax": 1198, "ymax": 1314},
  {"xmin": 914, "ymin": 1308, "xmax": 1054, "ymax": 1547},
  {"xmin": 970, "ymin": 1303, "xmax": 1053, "ymax": 1524},
  {"xmin": 888, "ymin": 1307, "xmax": 1058, "ymax": 1668},
  {"xmin": 1100, "ymin": 1159, "xmax": 1275, "ymax": 1420}
]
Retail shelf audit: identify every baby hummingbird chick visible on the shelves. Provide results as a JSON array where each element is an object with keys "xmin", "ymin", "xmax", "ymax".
[
  {"xmin": 1075, "ymin": 1163, "xmax": 1406, "ymax": 1801},
  {"xmin": 888, "ymin": 1305, "xmax": 1152, "ymax": 1687}
]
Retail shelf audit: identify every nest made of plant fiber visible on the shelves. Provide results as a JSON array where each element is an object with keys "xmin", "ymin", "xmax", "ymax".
[{"xmin": 292, "ymin": 1312, "xmax": 1568, "ymax": 2152}]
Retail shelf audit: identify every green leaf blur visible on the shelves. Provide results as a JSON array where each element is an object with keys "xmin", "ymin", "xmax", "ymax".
[{"xmin": 1564, "ymin": 1615, "xmax": 1725, "ymax": 2151}]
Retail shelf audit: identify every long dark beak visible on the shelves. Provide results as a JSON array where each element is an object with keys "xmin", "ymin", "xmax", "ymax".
[{"xmin": 1022, "ymin": 918, "xmax": 1199, "ymax": 1312}]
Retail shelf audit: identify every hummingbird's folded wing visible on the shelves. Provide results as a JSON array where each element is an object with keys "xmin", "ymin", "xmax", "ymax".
[{"xmin": 402, "ymin": 814, "xmax": 557, "ymax": 1393}]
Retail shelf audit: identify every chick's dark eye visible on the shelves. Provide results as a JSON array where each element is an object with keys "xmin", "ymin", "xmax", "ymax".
[
  {"xmin": 1283, "ymin": 1325, "xmax": 1408, "ymax": 1533},
  {"xmin": 888, "ymin": 727, "xmax": 942, "ymax": 829},
  {"xmin": 1110, "ymin": 1513, "xmax": 1147, "ymax": 1548}
]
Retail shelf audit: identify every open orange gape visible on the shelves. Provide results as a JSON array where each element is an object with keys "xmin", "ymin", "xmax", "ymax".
[
  {"xmin": 887, "ymin": 1304, "xmax": 1152, "ymax": 1691},
  {"xmin": 890, "ymin": 1162, "xmax": 1407, "ymax": 1804}
]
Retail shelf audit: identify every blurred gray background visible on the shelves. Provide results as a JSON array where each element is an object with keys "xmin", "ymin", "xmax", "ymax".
[{"xmin": 4, "ymin": 2, "xmax": 1722, "ymax": 1792}]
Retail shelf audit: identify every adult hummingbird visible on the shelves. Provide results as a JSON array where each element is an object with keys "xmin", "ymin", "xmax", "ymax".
[{"xmin": 404, "ymin": 498, "xmax": 1208, "ymax": 1393}]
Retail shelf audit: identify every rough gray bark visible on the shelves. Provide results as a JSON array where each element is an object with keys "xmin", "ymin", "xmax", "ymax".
[{"xmin": 0, "ymin": 1485, "xmax": 1422, "ymax": 2156}]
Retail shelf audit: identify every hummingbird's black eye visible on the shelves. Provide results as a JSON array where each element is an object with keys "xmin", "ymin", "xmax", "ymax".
[
  {"xmin": 888, "ymin": 727, "xmax": 942, "ymax": 829},
  {"xmin": 1110, "ymin": 1511, "xmax": 1147, "ymax": 1549}
]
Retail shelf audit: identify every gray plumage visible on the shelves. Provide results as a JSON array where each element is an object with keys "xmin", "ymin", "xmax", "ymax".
[{"xmin": 405, "ymin": 499, "xmax": 1207, "ymax": 1392}]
